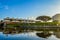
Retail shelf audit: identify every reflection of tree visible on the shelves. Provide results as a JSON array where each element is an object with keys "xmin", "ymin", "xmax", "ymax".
[
  {"xmin": 36, "ymin": 31, "xmax": 52, "ymax": 38},
  {"xmin": 54, "ymin": 31, "xmax": 60, "ymax": 38},
  {"xmin": 3, "ymin": 27, "xmax": 23, "ymax": 34}
]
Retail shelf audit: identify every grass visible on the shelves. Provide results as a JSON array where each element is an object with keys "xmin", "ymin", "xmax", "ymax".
[{"xmin": 7, "ymin": 22, "xmax": 58, "ymax": 27}]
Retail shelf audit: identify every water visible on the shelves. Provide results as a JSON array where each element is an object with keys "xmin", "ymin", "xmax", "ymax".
[{"xmin": 0, "ymin": 31, "xmax": 60, "ymax": 40}]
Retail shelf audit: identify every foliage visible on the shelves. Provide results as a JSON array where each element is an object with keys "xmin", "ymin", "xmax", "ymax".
[
  {"xmin": 36, "ymin": 16, "xmax": 51, "ymax": 22},
  {"xmin": 7, "ymin": 22, "xmax": 58, "ymax": 27}
]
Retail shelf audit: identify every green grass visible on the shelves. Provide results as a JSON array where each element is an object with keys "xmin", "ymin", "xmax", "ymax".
[{"xmin": 6, "ymin": 22, "xmax": 59, "ymax": 28}]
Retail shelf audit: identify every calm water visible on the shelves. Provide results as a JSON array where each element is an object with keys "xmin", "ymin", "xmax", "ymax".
[{"xmin": 0, "ymin": 31, "xmax": 60, "ymax": 40}]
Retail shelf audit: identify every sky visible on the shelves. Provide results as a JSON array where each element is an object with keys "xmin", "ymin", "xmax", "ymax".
[{"xmin": 0, "ymin": 0, "xmax": 60, "ymax": 20}]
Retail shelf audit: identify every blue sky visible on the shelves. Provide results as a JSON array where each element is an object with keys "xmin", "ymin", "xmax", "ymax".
[{"xmin": 0, "ymin": 0, "xmax": 60, "ymax": 19}]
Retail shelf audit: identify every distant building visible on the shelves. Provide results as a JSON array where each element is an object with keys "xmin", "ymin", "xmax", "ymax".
[
  {"xmin": 52, "ymin": 14, "xmax": 60, "ymax": 23},
  {"xmin": 4, "ymin": 17, "xmax": 35, "ymax": 23}
]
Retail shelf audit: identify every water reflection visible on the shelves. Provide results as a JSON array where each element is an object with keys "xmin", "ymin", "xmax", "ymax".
[
  {"xmin": 36, "ymin": 31, "xmax": 52, "ymax": 38},
  {"xmin": 36, "ymin": 31, "xmax": 60, "ymax": 39},
  {"xmin": 2, "ymin": 29, "xmax": 60, "ymax": 39},
  {"xmin": 0, "ymin": 29, "xmax": 60, "ymax": 40},
  {"xmin": 53, "ymin": 31, "xmax": 60, "ymax": 38}
]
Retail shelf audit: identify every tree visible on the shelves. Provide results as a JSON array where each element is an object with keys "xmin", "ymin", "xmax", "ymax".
[{"xmin": 36, "ymin": 16, "xmax": 51, "ymax": 22}]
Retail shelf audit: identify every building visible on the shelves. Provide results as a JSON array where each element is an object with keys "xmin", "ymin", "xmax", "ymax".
[
  {"xmin": 4, "ymin": 17, "xmax": 35, "ymax": 23},
  {"xmin": 52, "ymin": 14, "xmax": 60, "ymax": 23}
]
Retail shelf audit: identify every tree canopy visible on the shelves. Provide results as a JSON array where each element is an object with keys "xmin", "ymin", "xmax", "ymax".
[{"xmin": 36, "ymin": 16, "xmax": 51, "ymax": 22}]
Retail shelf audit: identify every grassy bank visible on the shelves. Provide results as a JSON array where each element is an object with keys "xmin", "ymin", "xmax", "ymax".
[{"xmin": 7, "ymin": 22, "xmax": 58, "ymax": 27}]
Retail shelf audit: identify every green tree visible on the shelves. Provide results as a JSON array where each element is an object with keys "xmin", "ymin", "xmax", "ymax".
[{"xmin": 36, "ymin": 16, "xmax": 51, "ymax": 22}]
